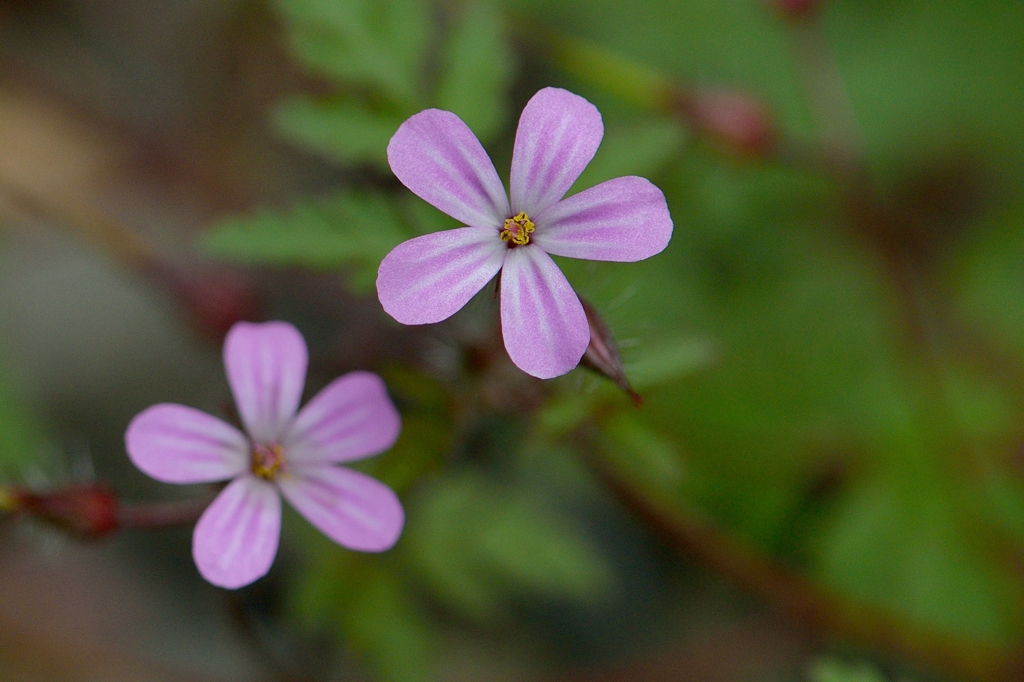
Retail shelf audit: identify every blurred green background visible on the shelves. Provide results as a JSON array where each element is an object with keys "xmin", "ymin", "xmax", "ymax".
[{"xmin": 1, "ymin": 0, "xmax": 1023, "ymax": 680}]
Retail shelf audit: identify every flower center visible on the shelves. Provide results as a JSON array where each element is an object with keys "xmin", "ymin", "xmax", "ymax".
[
  {"xmin": 251, "ymin": 443, "xmax": 285, "ymax": 481},
  {"xmin": 500, "ymin": 212, "xmax": 535, "ymax": 246}
]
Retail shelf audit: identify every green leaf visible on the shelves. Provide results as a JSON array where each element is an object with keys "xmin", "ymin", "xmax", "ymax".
[
  {"xmin": 815, "ymin": 473, "xmax": 1016, "ymax": 644},
  {"xmin": 625, "ymin": 335, "xmax": 716, "ymax": 390},
  {"xmin": 344, "ymin": 569, "xmax": 434, "ymax": 682},
  {"xmin": 405, "ymin": 475, "xmax": 504, "ymax": 620},
  {"xmin": 808, "ymin": 658, "xmax": 888, "ymax": 682},
  {"xmin": 434, "ymin": 1, "xmax": 515, "ymax": 143},
  {"xmin": 954, "ymin": 204, "xmax": 1024, "ymax": 356},
  {"xmin": 290, "ymin": 546, "xmax": 433, "ymax": 682},
  {"xmin": 544, "ymin": 32, "xmax": 675, "ymax": 111},
  {"xmin": 398, "ymin": 195, "xmax": 462, "ymax": 235},
  {"xmin": 536, "ymin": 391, "xmax": 600, "ymax": 437},
  {"xmin": 600, "ymin": 412, "xmax": 686, "ymax": 495},
  {"xmin": 568, "ymin": 118, "xmax": 685, "ymax": 194},
  {"xmin": 0, "ymin": 363, "xmax": 43, "ymax": 476},
  {"xmin": 359, "ymin": 367, "xmax": 454, "ymax": 494},
  {"xmin": 407, "ymin": 472, "xmax": 616, "ymax": 621},
  {"xmin": 203, "ymin": 191, "xmax": 412, "ymax": 291},
  {"xmin": 985, "ymin": 467, "xmax": 1024, "ymax": 541},
  {"xmin": 274, "ymin": 0, "xmax": 430, "ymax": 106},
  {"xmin": 273, "ymin": 97, "xmax": 403, "ymax": 169}
]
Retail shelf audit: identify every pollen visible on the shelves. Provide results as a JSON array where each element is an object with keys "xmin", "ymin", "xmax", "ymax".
[
  {"xmin": 251, "ymin": 443, "xmax": 285, "ymax": 480},
  {"xmin": 500, "ymin": 212, "xmax": 535, "ymax": 246}
]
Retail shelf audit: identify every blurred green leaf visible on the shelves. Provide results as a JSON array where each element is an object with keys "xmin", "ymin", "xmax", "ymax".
[
  {"xmin": 537, "ymin": 335, "xmax": 712, "ymax": 437},
  {"xmin": 434, "ymin": 1, "xmax": 514, "ymax": 142},
  {"xmin": 203, "ymin": 191, "xmax": 413, "ymax": 290},
  {"xmin": 815, "ymin": 472, "xmax": 1016, "ymax": 644},
  {"xmin": 953, "ymin": 204, "xmax": 1024, "ymax": 356},
  {"xmin": 396, "ymin": 195, "xmax": 456, "ymax": 234},
  {"xmin": 569, "ymin": 118, "xmax": 684, "ymax": 194},
  {"xmin": 544, "ymin": 31, "xmax": 675, "ymax": 111},
  {"xmin": 808, "ymin": 658, "xmax": 888, "ymax": 682},
  {"xmin": 407, "ymin": 472, "xmax": 615, "ymax": 621},
  {"xmin": 984, "ymin": 471, "xmax": 1024, "ymax": 545},
  {"xmin": 274, "ymin": 0, "xmax": 430, "ymax": 106},
  {"xmin": 362, "ymin": 367, "xmax": 455, "ymax": 494},
  {"xmin": 344, "ymin": 569, "xmax": 434, "ymax": 682},
  {"xmin": 291, "ymin": 544, "xmax": 433, "ymax": 682},
  {"xmin": 0, "ymin": 365, "xmax": 42, "ymax": 475},
  {"xmin": 366, "ymin": 414, "xmax": 448, "ymax": 494},
  {"xmin": 273, "ymin": 97, "xmax": 403, "ymax": 168},
  {"xmin": 625, "ymin": 335, "xmax": 716, "ymax": 390},
  {"xmin": 536, "ymin": 390, "xmax": 600, "ymax": 437},
  {"xmin": 600, "ymin": 411, "xmax": 685, "ymax": 495}
]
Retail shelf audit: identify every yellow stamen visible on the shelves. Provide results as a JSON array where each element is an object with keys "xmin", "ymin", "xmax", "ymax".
[
  {"xmin": 500, "ymin": 212, "xmax": 535, "ymax": 246},
  {"xmin": 251, "ymin": 443, "xmax": 284, "ymax": 480}
]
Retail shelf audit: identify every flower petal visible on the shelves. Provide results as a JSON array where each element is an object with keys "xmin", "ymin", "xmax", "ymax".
[
  {"xmin": 192, "ymin": 476, "xmax": 281, "ymax": 589},
  {"xmin": 509, "ymin": 88, "xmax": 604, "ymax": 216},
  {"xmin": 387, "ymin": 109, "xmax": 510, "ymax": 227},
  {"xmin": 283, "ymin": 371, "xmax": 401, "ymax": 465},
  {"xmin": 499, "ymin": 246, "xmax": 589, "ymax": 379},
  {"xmin": 224, "ymin": 321, "xmax": 307, "ymax": 444},
  {"xmin": 377, "ymin": 226, "xmax": 505, "ymax": 324},
  {"xmin": 279, "ymin": 466, "xmax": 404, "ymax": 552},
  {"xmin": 533, "ymin": 176, "xmax": 673, "ymax": 262},
  {"xmin": 125, "ymin": 404, "xmax": 248, "ymax": 484}
]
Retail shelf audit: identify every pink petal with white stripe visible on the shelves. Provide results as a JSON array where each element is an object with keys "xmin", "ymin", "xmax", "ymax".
[
  {"xmin": 388, "ymin": 109, "xmax": 510, "ymax": 227},
  {"xmin": 499, "ymin": 246, "xmax": 589, "ymax": 379},
  {"xmin": 284, "ymin": 371, "xmax": 401, "ymax": 465},
  {"xmin": 377, "ymin": 226, "xmax": 506, "ymax": 324},
  {"xmin": 224, "ymin": 321, "xmax": 307, "ymax": 444},
  {"xmin": 533, "ymin": 176, "xmax": 673, "ymax": 262},
  {"xmin": 125, "ymin": 404, "xmax": 248, "ymax": 484},
  {"xmin": 279, "ymin": 466, "xmax": 404, "ymax": 552},
  {"xmin": 192, "ymin": 476, "xmax": 281, "ymax": 589},
  {"xmin": 509, "ymin": 88, "xmax": 603, "ymax": 216}
]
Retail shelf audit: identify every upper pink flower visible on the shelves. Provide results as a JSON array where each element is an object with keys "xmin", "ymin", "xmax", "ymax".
[
  {"xmin": 377, "ymin": 87, "xmax": 674, "ymax": 379},
  {"xmin": 125, "ymin": 321, "xmax": 404, "ymax": 589}
]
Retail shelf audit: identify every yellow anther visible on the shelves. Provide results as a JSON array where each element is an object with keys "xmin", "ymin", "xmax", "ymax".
[
  {"xmin": 251, "ymin": 443, "xmax": 285, "ymax": 480},
  {"xmin": 500, "ymin": 212, "xmax": 535, "ymax": 246}
]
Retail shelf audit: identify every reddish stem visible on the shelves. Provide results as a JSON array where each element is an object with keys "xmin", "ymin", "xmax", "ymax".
[
  {"xmin": 116, "ymin": 496, "xmax": 215, "ymax": 530},
  {"xmin": 3, "ymin": 484, "xmax": 214, "ymax": 535}
]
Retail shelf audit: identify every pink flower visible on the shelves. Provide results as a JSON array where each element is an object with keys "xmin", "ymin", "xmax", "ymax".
[
  {"xmin": 377, "ymin": 87, "xmax": 673, "ymax": 379},
  {"xmin": 125, "ymin": 321, "xmax": 404, "ymax": 589}
]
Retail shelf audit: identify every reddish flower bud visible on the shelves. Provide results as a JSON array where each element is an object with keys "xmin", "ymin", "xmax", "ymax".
[
  {"xmin": 677, "ymin": 89, "xmax": 778, "ymax": 159},
  {"xmin": 768, "ymin": 0, "xmax": 821, "ymax": 20},
  {"xmin": 13, "ymin": 484, "xmax": 120, "ymax": 537},
  {"xmin": 579, "ymin": 298, "xmax": 642, "ymax": 406}
]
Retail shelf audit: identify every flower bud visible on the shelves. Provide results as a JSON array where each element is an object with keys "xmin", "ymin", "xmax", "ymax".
[
  {"xmin": 676, "ymin": 89, "xmax": 778, "ymax": 159},
  {"xmin": 579, "ymin": 298, "xmax": 642, "ymax": 406},
  {"xmin": 13, "ymin": 484, "xmax": 120, "ymax": 537},
  {"xmin": 768, "ymin": 0, "xmax": 821, "ymax": 20}
]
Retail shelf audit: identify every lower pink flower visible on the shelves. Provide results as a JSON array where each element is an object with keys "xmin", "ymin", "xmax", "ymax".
[{"xmin": 125, "ymin": 321, "xmax": 404, "ymax": 589}]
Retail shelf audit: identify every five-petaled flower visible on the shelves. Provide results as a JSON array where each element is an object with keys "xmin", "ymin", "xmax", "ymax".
[
  {"xmin": 125, "ymin": 321, "xmax": 404, "ymax": 589},
  {"xmin": 377, "ymin": 87, "xmax": 674, "ymax": 379}
]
